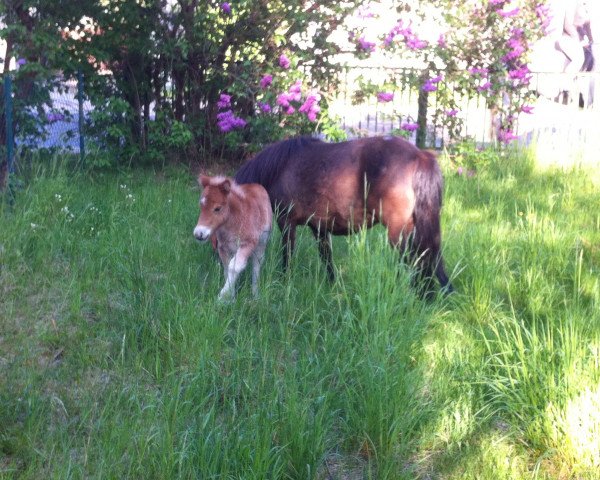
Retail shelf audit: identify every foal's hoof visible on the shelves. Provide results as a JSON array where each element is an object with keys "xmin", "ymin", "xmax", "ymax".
[{"xmin": 218, "ymin": 290, "xmax": 234, "ymax": 303}]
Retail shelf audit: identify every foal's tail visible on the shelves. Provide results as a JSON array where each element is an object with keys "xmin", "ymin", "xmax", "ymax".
[{"xmin": 412, "ymin": 151, "xmax": 453, "ymax": 292}]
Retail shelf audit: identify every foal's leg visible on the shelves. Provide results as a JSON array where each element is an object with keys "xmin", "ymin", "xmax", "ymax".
[
  {"xmin": 309, "ymin": 225, "xmax": 335, "ymax": 281},
  {"xmin": 218, "ymin": 245, "xmax": 253, "ymax": 301},
  {"xmin": 251, "ymin": 231, "xmax": 270, "ymax": 298}
]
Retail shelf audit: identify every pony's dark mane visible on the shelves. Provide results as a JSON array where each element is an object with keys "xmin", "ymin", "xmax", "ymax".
[{"xmin": 234, "ymin": 136, "xmax": 323, "ymax": 188}]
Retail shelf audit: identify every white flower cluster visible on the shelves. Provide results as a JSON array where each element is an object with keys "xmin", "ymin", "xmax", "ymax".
[
  {"xmin": 120, "ymin": 184, "xmax": 135, "ymax": 203},
  {"xmin": 61, "ymin": 205, "xmax": 75, "ymax": 221}
]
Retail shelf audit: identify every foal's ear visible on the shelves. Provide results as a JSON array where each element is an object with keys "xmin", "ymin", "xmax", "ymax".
[
  {"xmin": 219, "ymin": 179, "xmax": 231, "ymax": 195},
  {"xmin": 199, "ymin": 175, "xmax": 210, "ymax": 188}
]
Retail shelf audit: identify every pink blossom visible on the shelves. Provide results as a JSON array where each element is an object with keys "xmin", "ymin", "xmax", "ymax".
[
  {"xmin": 299, "ymin": 92, "xmax": 321, "ymax": 122},
  {"xmin": 385, "ymin": 21, "xmax": 427, "ymax": 50},
  {"xmin": 498, "ymin": 129, "xmax": 518, "ymax": 143},
  {"xmin": 422, "ymin": 80, "xmax": 437, "ymax": 92},
  {"xmin": 508, "ymin": 65, "xmax": 531, "ymax": 84},
  {"xmin": 477, "ymin": 81, "xmax": 492, "ymax": 92},
  {"xmin": 498, "ymin": 7, "xmax": 520, "ymax": 18},
  {"xmin": 406, "ymin": 37, "xmax": 428, "ymax": 50},
  {"xmin": 437, "ymin": 34, "xmax": 446, "ymax": 48},
  {"xmin": 445, "ymin": 109, "xmax": 458, "ymax": 117},
  {"xmin": 217, "ymin": 93, "xmax": 231, "ymax": 109},
  {"xmin": 457, "ymin": 166, "xmax": 464, "ymax": 175},
  {"xmin": 220, "ymin": 2, "xmax": 231, "ymax": 14},
  {"xmin": 288, "ymin": 80, "xmax": 302, "ymax": 101},
  {"xmin": 279, "ymin": 54, "xmax": 290, "ymax": 69},
  {"xmin": 299, "ymin": 94, "xmax": 319, "ymax": 112},
  {"xmin": 536, "ymin": 3, "xmax": 551, "ymax": 32},
  {"xmin": 377, "ymin": 92, "xmax": 394, "ymax": 103},
  {"xmin": 260, "ymin": 74, "xmax": 273, "ymax": 89},
  {"xmin": 306, "ymin": 110, "xmax": 319, "ymax": 122},
  {"xmin": 285, "ymin": 105, "xmax": 295, "ymax": 115},
  {"xmin": 217, "ymin": 110, "xmax": 246, "ymax": 132},
  {"xmin": 503, "ymin": 35, "xmax": 526, "ymax": 62},
  {"xmin": 357, "ymin": 36, "xmax": 376, "ymax": 53},
  {"xmin": 288, "ymin": 80, "xmax": 302, "ymax": 93},
  {"xmin": 401, "ymin": 122, "xmax": 419, "ymax": 132},
  {"xmin": 520, "ymin": 105, "xmax": 534, "ymax": 114},
  {"xmin": 258, "ymin": 102, "xmax": 272, "ymax": 113},
  {"xmin": 384, "ymin": 20, "xmax": 407, "ymax": 46},
  {"xmin": 276, "ymin": 93, "xmax": 291, "ymax": 108}
]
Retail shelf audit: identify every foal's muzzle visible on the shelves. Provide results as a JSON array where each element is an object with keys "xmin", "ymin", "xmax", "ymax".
[{"xmin": 193, "ymin": 225, "xmax": 211, "ymax": 242}]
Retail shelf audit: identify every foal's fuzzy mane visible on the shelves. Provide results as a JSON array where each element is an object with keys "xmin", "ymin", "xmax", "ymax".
[
  {"xmin": 206, "ymin": 175, "xmax": 246, "ymax": 198},
  {"xmin": 235, "ymin": 136, "xmax": 324, "ymax": 187}
]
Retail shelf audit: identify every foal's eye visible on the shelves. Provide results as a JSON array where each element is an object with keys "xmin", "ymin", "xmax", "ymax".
[{"xmin": 213, "ymin": 206, "xmax": 222, "ymax": 213}]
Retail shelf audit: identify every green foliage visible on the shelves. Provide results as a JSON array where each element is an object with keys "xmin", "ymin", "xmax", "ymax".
[
  {"xmin": 446, "ymin": 139, "xmax": 498, "ymax": 174},
  {"xmin": 147, "ymin": 118, "xmax": 194, "ymax": 165},
  {"xmin": 86, "ymin": 97, "xmax": 140, "ymax": 167},
  {"xmin": 1, "ymin": 0, "xmax": 367, "ymax": 166}
]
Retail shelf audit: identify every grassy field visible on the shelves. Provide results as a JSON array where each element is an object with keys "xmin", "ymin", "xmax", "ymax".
[{"xmin": 1, "ymin": 148, "xmax": 600, "ymax": 479}]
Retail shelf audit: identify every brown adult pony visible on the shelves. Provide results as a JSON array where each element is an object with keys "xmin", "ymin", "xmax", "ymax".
[{"xmin": 234, "ymin": 136, "xmax": 453, "ymax": 294}]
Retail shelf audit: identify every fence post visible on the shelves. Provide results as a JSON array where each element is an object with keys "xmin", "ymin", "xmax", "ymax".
[
  {"xmin": 5, "ymin": 75, "xmax": 14, "ymax": 175},
  {"xmin": 416, "ymin": 70, "xmax": 428, "ymax": 149},
  {"xmin": 77, "ymin": 69, "xmax": 85, "ymax": 168}
]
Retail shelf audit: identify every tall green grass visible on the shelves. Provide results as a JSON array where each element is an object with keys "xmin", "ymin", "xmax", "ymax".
[{"xmin": 1, "ymin": 149, "xmax": 599, "ymax": 479}]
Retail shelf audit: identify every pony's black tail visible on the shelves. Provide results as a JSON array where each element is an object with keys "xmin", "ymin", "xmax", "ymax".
[{"xmin": 412, "ymin": 150, "xmax": 453, "ymax": 293}]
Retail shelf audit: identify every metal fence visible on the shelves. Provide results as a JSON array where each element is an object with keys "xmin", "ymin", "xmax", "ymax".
[
  {"xmin": 2, "ymin": 72, "xmax": 89, "ymax": 173},
  {"xmin": 328, "ymin": 66, "xmax": 600, "ymax": 150}
]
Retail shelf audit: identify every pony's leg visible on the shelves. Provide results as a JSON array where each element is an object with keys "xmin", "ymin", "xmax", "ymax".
[
  {"xmin": 381, "ymin": 198, "xmax": 413, "ymax": 254},
  {"xmin": 381, "ymin": 198, "xmax": 442, "ymax": 296},
  {"xmin": 218, "ymin": 245, "xmax": 252, "ymax": 301},
  {"xmin": 310, "ymin": 225, "xmax": 335, "ymax": 281},
  {"xmin": 413, "ymin": 242, "xmax": 455, "ymax": 297},
  {"xmin": 251, "ymin": 231, "xmax": 270, "ymax": 298},
  {"xmin": 277, "ymin": 217, "xmax": 297, "ymax": 273}
]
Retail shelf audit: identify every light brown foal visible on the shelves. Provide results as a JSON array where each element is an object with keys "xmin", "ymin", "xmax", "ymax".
[{"xmin": 194, "ymin": 175, "xmax": 272, "ymax": 301}]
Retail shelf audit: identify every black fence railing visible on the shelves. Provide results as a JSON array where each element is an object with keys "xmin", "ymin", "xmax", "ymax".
[{"xmin": 328, "ymin": 66, "xmax": 600, "ymax": 148}]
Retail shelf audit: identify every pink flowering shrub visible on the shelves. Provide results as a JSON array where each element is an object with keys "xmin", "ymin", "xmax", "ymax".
[
  {"xmin": 346, "ymin": 0, "xmax": 546, "ymax": 146},
  {"xmin": 213, "ymin": 47, "xmax": 346, "ymax": 153}
]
